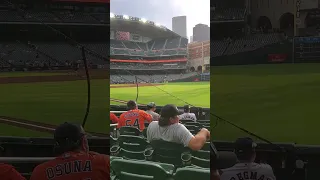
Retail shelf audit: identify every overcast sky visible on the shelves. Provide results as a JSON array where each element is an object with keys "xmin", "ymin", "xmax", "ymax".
[{"xmin": 110, "ymin": 0, "xmax": 210, "ymax": 40}]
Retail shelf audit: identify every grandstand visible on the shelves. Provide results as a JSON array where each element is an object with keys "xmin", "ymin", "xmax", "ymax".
[
  {"xmin": 109, "ymin": 13, "xmax": 210, "ymax": 179},
  {"xmin": 212, "ymin": 0, "xmax": 320, "ymax": 179},
  {"xmin": 0, "ymin": 0, "xmax": 109, "ymax": 179}
]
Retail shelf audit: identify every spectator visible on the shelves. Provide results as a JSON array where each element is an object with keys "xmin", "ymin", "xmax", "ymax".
[
  {"xmin": 145, "ymin": 102, "xmax": 160, "ymax": 121},
  {"xmin": 178, "ymin": 105, "xmax": 197, "ymax": 122},
  {"xmin": 147, "ymin": 104, "xmax": 210, "ymax": 151},
  {"xmin": 220, "ymin": 137, "xmax": 276, "ymax": 180},
  {"xmin": 110, "ymin": 112, "xmax": 119, "ymax": 123},
  {"xmin": 118, "ymin": 100, "xmax": 152, "ymax": 131},
  {"xmin": 30, "ymin": 122, "xmax": 110, "ymax": 180},
  {"xmin": 0, "ymin": 145, "xmax": 25, "ymax": 180}
]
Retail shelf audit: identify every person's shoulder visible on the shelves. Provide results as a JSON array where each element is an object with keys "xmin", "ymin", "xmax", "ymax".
[
  {"xmin": 148, "ymin": 121, "xmax": 158, "ymax": 127},
  {"xmin": 0, "ymin": 163, "xmax": 14, "ymax": 170},
  {"xmin": 257, "ymin": 163, "xmax": 273, "ymax": 171},
  {"xmin": 32, "ymin": 160, "xmax": 54, "ymax": 173},
  {"xmin": 0, "ymin": 163, "xmax": 26, "ymax": 180},
  {"xmin": 87, "ymin": 152, "xmax": 110, "ymax": 165}
]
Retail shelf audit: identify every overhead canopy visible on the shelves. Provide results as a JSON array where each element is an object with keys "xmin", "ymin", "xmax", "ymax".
[{"xmin": 110, "ymin": 19, "xmax": 180, "ymax": 39}]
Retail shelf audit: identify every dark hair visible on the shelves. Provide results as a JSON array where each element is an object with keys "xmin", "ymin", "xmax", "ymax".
[
  {"xmin": 158, "ymin": 117, "xmax": 170, "ymax": 127},
  {"xmin": 54, "ymin": 136, "xmax": 83, "ymax": 155},
  {"xmin": 127, "ymin": 100, "xmax": 137, "ymax": 110},
  {"xmin": 146, "ymin": 106, "xmax": 152, "ymax": 110},
  {"xmin": 184, "ymin": 105, "xmax": 190, "ymax": 112},
  {"xmin": 236, "ymin": 150, "xmax": 255, "ymax": 161}
]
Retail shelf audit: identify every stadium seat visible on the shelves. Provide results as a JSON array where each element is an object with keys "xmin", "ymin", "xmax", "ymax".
[
  {"xmin": 191, "ymin": 150, "xmax": 210, "ymax": 168},
  {"xmin": 111, "ymin": 158, "xmax": 175, "ymax": 180},
  {"xmin": 173, "ymin": 167, "xmax": 210, "ymax": 180},
  {"xmin": 119, "ymin": 126, "xmax": 141, "ymax": 136},
  {"xmin": 149, "ymin": 140, "xmax": 191, "ymax": 167},
  {"xmin": 115, "ymin": 135, "xmax": 150, "ymax": 160}
]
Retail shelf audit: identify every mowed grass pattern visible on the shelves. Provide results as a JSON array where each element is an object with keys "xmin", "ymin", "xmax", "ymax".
[
  {"xmin": 110, "ymin": 82, "xmax": 210, "ymax": 107},
  {"xmin": 211, "ymin": 64, "xmax": 320, "ymax": 145},
  {"xmin": 0, "ymin": 79, "xmax": 108, "ymax": 135}
]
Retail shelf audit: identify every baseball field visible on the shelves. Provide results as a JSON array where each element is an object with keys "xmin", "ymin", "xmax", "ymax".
[
  {"xmin": 0, "ymin": 70, "xmax": 108, "ymax": 137},
  {"xmin": 211, "ymin": 63, "xmax": 320, "ymax": 145},
  {"xmin": 110, "ymin": 82, "xmax": 210, "ymax": 107}
]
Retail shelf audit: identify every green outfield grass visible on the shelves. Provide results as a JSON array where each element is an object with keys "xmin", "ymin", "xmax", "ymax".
[
  {"xmin": 110, "ymin": 82, "xmax": 210, "ymax": 108},
  {"xmin": 0, "ymin": 79, "xmax": 108, "ymax": 136},
  {"xmin": 211, "ymin": 63, "xmax": 320, "ymax": 145},
  {"xmin": 0, "ymin": 124, "xmax": 51, "ymax": 137}
]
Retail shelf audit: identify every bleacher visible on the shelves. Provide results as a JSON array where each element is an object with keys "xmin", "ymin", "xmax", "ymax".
[
  {"xmin": 110, "ymin": 105, "xmax": 210, "ymax": 180},
  {"xmin": 0, "ymin": 42, "xmax": 108, "ymax": 67},
  {"xmin": 212, "ymin": 8, "xmax": 246, "ymax": 21},
  {"xmin": 110, "ymin": 37, "xmax": 188, "ymax": 56},
  {"xmin": 110, "ymin": 73, "xmax": 198, "ymax": 84},
  {"xmin": 0, "ymin": 9, "xmax": 107, "ymax": 24},
  {"xmin": 212, "ymin": 33, "xmax": 285, "ymax": 57}
]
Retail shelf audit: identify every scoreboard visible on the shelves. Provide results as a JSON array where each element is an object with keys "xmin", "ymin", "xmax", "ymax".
[{"xmin": 294, "ymin": 37, "xmax": 320, "ymax": 63}]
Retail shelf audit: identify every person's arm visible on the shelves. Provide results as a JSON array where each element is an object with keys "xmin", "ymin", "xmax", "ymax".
[
  {"xmin": 117, "ymin": 115, "xmax": 124, "ymax": 128},
  {"xmin": 188, "ymin": 128, "xmax": 210, "ymax": 151},
  {"xmin": 142, "ymin": 111, "xmax": 153, "ymax": 123},
  {"xmin": 111, "ymin": 113, "xmax": 119, "ymax": 123},
  {"xmin": 177, "ymin": 124, "xmax": 208, "ymax": 151}
]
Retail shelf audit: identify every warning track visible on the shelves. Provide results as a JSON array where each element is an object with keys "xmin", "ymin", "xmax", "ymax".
[{"xmin": 0, "ymin": 116, "xmax": 108, "ymax": 137}]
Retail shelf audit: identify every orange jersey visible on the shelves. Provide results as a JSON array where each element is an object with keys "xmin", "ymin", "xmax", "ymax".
[
  {"xmin": 0, "ymin": 163, "xmax": 25, "ymax": 180},
  {"xmin": 118, "ymin": 109, "xmax": 152, "ymax": 130},
  {"xmin": 30, "ymin": 151, "xmax": 110, "ymax": 180},
  {"xmin": 110, "ymin": 113, "xmax": 119, "ymax": 123}
]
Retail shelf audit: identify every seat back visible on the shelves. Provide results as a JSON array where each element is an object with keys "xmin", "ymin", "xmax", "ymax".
[
  {"xmin": 111, "ymin": 158, "xmax": 173, "ymax": 180},
  {"xmin": 150, "ymin": 140, "xmax": 190, "ymax": 166},
  {"xmin": 119, "ymin": 126, "xmax": 141, "ymax": 136},
  {"xmin": 174, "ymin": 167, "xmax": 210, "ymax": 180}
]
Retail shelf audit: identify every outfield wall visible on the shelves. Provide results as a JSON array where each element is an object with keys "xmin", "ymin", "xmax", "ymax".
[{"xmin": 211, "ymin": 40, "xmax": 293, "ymax": 66}]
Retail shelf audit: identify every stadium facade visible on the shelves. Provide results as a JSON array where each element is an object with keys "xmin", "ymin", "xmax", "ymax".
[{"xmin": 110, "ymin": 13, "xmax": 207, "ymax": 84}]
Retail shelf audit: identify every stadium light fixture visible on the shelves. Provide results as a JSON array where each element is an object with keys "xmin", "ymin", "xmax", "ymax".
[
  {"xmin": 140, "ymin": 18, "xmax": 147, "ymax": 23},
  {"xmin": 123, "ymin": 15, "xmax": 129, "ymax": 20}
]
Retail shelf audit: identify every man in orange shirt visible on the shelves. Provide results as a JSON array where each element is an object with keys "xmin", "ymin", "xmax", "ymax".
[
  {"xmin": 30, "ymin": 122, "xmax": 110, "ymax": 180},
  {"xmin": 110, "ymin": 112, "xmax": 119, "ymax": 123},
  {"xmin": 118, "ymin": 100, "xmax": 152, "ymax": 131}
]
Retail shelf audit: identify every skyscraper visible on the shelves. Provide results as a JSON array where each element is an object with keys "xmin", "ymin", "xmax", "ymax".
[
  {"xmin": 193, "ymin": 24, "xmax": 210, "ymax": 42},
  {"xmin": 172, "ymin": 16, "xmax": 187, "ymax": 38}
]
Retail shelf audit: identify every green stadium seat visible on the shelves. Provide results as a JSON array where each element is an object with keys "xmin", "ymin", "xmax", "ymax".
[
  {"xmin": 173, "ymin": 167, "xmax": 210, "ymax": 180},
  {"xmin": 191, "ymin": 150, "xmax": 210, "ymax": 168},
  {"xmin": 116, "ymin": 135, "xmax": 150, "ymax": 160},
  {"xmin": 184, "ymin": 125, "xmax": 200, "ymax": 135},
  {"xmin": 149, "ymin": 140, "xmax": 191, "ymax": 167},
  {"xmin": 110, "ymin": 156, "xmax": 123, "ymax": 162},
  {"xmin": 110, "ymin": 135, "xmax": 117, "ymax": 146},
  {"xmin": 111, "ymin": 158, "xmax": 174, "ymax": 180},
  {"xmin": 119, "ymin": 126, "xmax": 141, "ymax": 136}
]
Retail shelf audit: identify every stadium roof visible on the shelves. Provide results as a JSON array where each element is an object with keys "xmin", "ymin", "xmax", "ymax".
[{"xmin": 110, "ymin": 13, "xmax": 180, "ymax": 39}]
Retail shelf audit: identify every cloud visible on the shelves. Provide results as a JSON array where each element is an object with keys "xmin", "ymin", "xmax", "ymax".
[{"xmin": 110, "ymin": 0, "xmax": 210, "ymax": 38}]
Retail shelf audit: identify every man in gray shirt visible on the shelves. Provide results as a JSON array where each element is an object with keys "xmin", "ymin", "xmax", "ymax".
[
  {"xmin": 145, "ymin": 102, "xmax": 160, "ymax": 121},
  {"xmin": 147, "ymin": 104, "xmax": 210, "ymax": 151}
]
